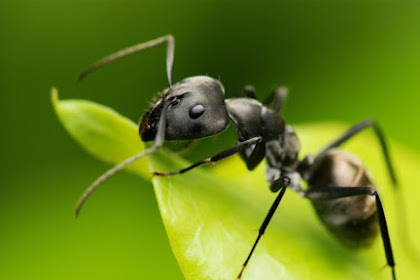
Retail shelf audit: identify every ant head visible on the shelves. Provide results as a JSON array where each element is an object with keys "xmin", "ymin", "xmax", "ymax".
[{"xmin": 139, "ymin": 76, "xmax": 230, "ymax": 141}]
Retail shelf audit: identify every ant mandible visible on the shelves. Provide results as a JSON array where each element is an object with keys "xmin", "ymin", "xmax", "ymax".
[{"xmin": 75, "ymin": 35, "xmax": 397, "ymax": 279}]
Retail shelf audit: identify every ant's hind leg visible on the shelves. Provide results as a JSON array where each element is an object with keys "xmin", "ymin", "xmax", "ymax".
[
  {"xmin": 314, "ymin": 119, "xmax": 397, "ymax": 186},
  {"xmin": 304, "ymin": 186, "xmax": 396, "ymax": 280}
]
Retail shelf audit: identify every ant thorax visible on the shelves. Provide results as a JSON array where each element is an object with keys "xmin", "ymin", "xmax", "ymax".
[
  {"xmin": 226, "ymin": 98, "xmax": 301, "ymax": 190},
  {"xmin": 265, "ymin": 124, "xmax": 301, "ymax": 190}
]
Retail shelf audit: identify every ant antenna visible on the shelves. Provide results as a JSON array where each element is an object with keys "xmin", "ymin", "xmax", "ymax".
[
  {"xmin": 75, "ymin": 101, "xmax": 170, "ymax": 217},
  {"xmin": 78, "ymin": 34, "xmax": 175, "ymax": 88},
  {"xmin": 75, "ymin": 35, "xmax": 176, "ymax": 217}
]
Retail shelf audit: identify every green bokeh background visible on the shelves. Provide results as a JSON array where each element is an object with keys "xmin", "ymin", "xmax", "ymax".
[{"xmin": 1, "ymin": 1, "xmax": 419, "ymax": 279}]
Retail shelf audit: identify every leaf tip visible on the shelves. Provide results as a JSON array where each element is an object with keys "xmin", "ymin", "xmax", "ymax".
[{"xmin": 51, "ymin": 87, "xmax": 59, "ymax": 109}]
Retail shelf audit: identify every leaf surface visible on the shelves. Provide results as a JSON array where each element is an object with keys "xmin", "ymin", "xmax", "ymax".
[{"xmin": 52, "ymin": 89, "xmax": 419, "ymax": 280}]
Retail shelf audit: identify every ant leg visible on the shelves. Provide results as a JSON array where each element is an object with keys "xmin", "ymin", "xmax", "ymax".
[
  {"xmin": 240, "ymin": 142, "xmax": 266, "ymax": 170},
  {"xmin": 262, "ymin": 86, "xmax": 288, "ymax": 113},
  {"xmin": 304, "ymin": 186, "xmax": 396, "ymax": 280},
  {"xmin": 153, "ymin": 136, "xmax": 262, "ymax": 176},
  {"xmin": 74, "ymin": 102, "xmax": 171, "ymax": 217},
  {"xmin": 317, "ymin": 121, "xmax": 419, "ymax": 264},
  {"xmin": 237, "ymin": 85, "xmax": 257, "ymax": 99},
  {"xmin": 237, "ymin": 176, "xmax": 290, "ymax": 279},
  {"xmin": 315, "ymin": 119, "xmax": 397, "ymax": 186},
  {"xmin": 236, "ymin": 85, "xmax": 287, "ymax": 112}
]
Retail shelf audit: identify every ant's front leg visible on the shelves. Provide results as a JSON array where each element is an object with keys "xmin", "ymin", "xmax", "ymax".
[{"xmin": 152, "ymin": 136, "xmax": 262, "ymax": 177}]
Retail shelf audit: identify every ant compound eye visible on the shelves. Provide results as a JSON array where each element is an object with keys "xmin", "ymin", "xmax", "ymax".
[{"xmin": 189, "ymin": 104, "xmax": 205, "ymax": 119}]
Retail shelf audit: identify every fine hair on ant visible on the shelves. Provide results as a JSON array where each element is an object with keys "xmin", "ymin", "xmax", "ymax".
[{"xmin": 75, "ymin": 35, "xmax": 397, "ymax": 279}]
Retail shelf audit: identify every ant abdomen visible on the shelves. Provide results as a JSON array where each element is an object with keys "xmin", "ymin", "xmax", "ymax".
[{"xmin": 307, "ymin": 148, "xmax": 380, "ymax": 248}]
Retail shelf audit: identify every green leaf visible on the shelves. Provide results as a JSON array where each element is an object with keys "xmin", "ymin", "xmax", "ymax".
[
  {"xmin": 51, "ymin": 88, "xmax": 150, "ymax": 178},
  {"xmin": 52, "ymin": 89, "xmax": 419, "ymax": 279}
]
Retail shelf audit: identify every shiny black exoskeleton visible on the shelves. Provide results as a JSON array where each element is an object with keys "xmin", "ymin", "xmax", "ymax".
[{"xmin": 76, "ymin": 35, "xmax": 397, "ymax": 280}]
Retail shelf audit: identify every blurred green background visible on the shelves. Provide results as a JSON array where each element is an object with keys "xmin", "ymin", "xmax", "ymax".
[{"xmin": 1, "ymin": 0, "xmax": 419, "ymax": 279}]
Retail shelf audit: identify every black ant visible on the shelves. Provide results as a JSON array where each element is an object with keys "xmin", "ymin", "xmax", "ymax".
[{"xmin": 75, "ymin": 35, "xmax": 397, "ymax": 279}]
